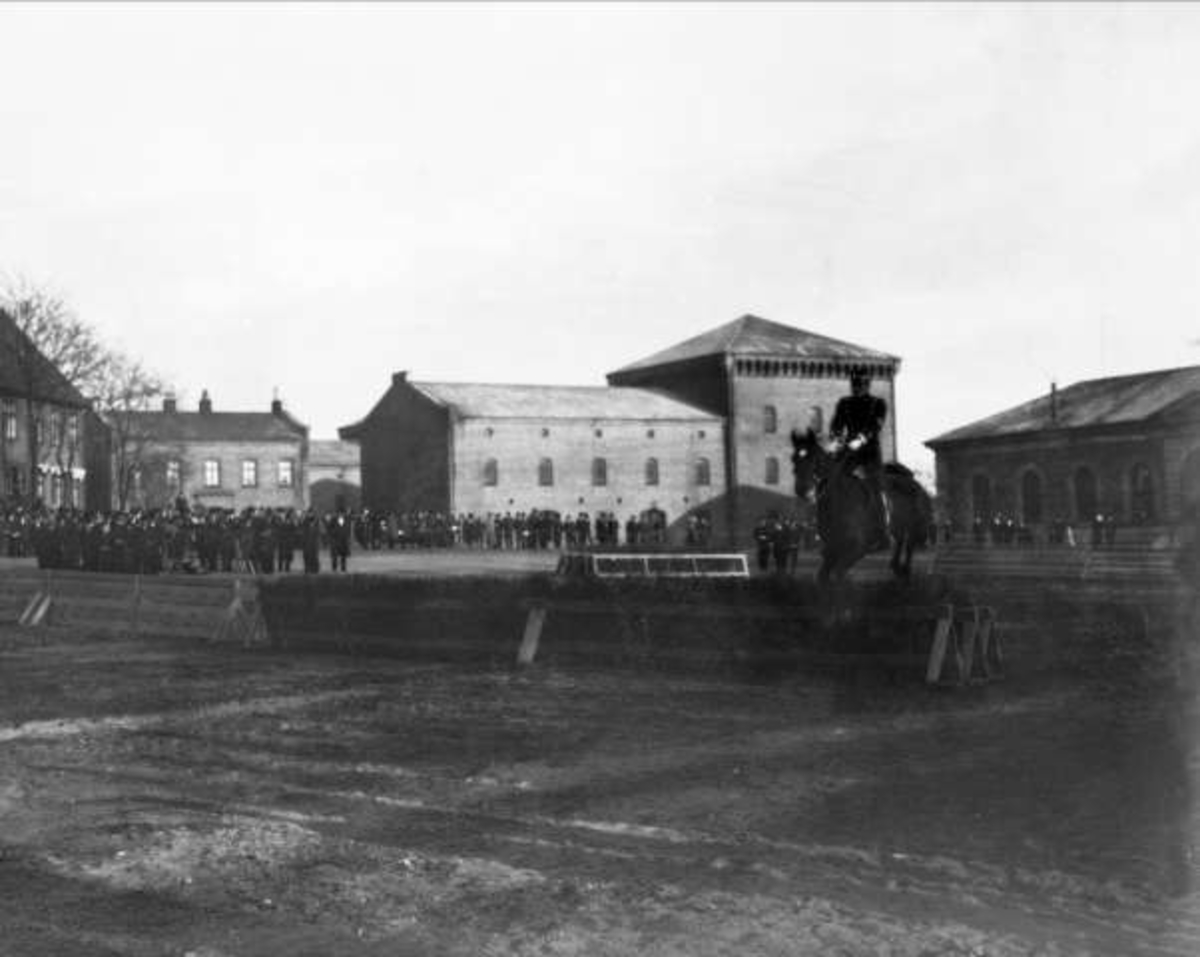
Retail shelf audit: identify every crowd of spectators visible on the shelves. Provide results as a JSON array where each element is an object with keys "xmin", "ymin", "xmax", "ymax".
[{"xmin": 0, "ymin": 498, "xmax": 716, "ymax": 575}]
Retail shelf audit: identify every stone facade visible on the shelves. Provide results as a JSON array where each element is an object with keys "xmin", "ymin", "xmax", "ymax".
[
  {"xmin": 927, "ymin": 367, "xmax": 1200, "ymax": 534},
  {"xmin": 123, "ymin": 393, "xmax": 308, "ymax": 512}
]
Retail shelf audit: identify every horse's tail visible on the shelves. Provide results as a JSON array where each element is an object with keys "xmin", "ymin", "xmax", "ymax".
[{"xmin": 883, "ymin": 468, "xmax": 934, "ymax": 547}]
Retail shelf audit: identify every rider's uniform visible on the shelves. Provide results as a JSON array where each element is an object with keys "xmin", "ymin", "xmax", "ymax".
[
  {"xmin": 830, "ymin": 387, "xmax": 889, "ymax": 547},
  {"xmin": 830, "ymin": 392, "xmax": 887, "ymax": 472}
]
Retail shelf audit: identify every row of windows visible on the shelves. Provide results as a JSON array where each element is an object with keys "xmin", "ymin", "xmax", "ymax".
[
  {"xmin": 194, "ymin": 458, "xmax": 295, "ymax": 489},
  {"xmin": 477, "ymin": 457, "xmax": 785, "ymax": 487},
  {"xmin": 1, "ymin": 402, "xmax": 81, "ymax": 446},
  {"xmin": 481, "ymin": 426, "xmax": 710, "ymax": 440},
  {"xmin": 970, "ymin": 463, "xmax": 1159, "ymax": 525}
]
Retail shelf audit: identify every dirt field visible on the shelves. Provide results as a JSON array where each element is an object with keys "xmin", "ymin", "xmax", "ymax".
[{"xmin": 1, "ymin": 621, "xmax": 1198, "ymax": 956}]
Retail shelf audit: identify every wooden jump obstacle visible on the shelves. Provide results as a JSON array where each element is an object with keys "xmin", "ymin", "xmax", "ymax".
[
  {"xmin": 4, "ymin": 570, "xmax": 267, "ymax": 646},
  {"xmin": 515, "ymin": 598, "xmax": 1004, "ymax": 686}
]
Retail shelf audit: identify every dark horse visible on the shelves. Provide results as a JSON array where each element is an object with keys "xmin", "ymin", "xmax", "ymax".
[{"xmin": 790, "ymin": 428, "xmax": 933, "ymax": 583}]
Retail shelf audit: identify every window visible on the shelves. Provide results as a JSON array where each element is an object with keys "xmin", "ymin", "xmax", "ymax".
[
  {"xmin": 67, "ymin": 413, "xmax": 80, "ymax": 446},
  {"xmin": 644, "ymin": 457, "xmax": 659, "ymax": 486},
  {"xmin": 48, "ymin": 414, "xmax": 61, "ymax": 449},
  {"xmin": 765, "ymin": 456, "xmax": 780, "ymax": 486},
  {"xmin": 1182, "ymin": 449, "xmax": 1200, "ymax": 518},
  {"xmin": 483, "ymin": 458, "xmax": 498, "ymax": 486},
  {"xmin": 695, "ymin": 457, "xmax": 712, "ymax": 486},
  {"xmin": 278, "ymin": 459, "xmax": 294, "ymax": 487},
  {"xmin": 1073, "ymin": 467, "xmax": 1097, "ymax": 522},
  {"xmin": 646, "ymin": 429, "xmax": 655, "ymax": 439},
  {"xmin": 591, "ymin": 457, "xmax": 607, "ymax": 487},
  {"xmin": 166, "ymin": 459, "xmax": 182, "ymax": 490},
  {"xmin": 1130, "ymin": 463, "xmax": 1155, "ymax": 523},
  {"xmin": 764, "ymin": 405, "xmax": 778, "ymax": 434},
  {"xmin": 241, "ymin": 459, "xmax": 258, "ymax": 487},
  {"xmin": 538, "ymin": 458, "xmax": 554, "ymax": 487},
  {"xmin": 1021, "ymin": 470, "xmax": 1043, "ymax": 525},
  {"xmin": 2, "ymin": 401, "xmax": 17, "ymax": 441},
  {"xmin": 203, "ymin": 459, "xmax": 220, "ymax": 488},
  {"xmin": 541, "ymin": 427, "xmax": 550, "ymax": 438},
  {"xmin": 594, "ymin": 428, "xmax": 604, "ymax": 438}
]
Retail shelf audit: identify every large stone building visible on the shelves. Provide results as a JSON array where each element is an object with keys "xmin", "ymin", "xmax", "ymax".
[
  {"xmin": 0, "ymin": 307, "xmax": 109, "ymax": 510},
  {"xmin": 121, "ymin": 391, "xmax": 309, "ymax": 511},
  {"xmin": 925, "ymin": 364, "xmax": 1200, "ymax": 534},
  {"xmin": 342, "ymin": 315, "xmax": 900, "ymax": 544}
]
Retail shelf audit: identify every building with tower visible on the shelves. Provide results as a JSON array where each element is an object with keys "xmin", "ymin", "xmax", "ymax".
[{"xmin": 342, "ymin": 314, "xmax": 901, "ymax": 545}]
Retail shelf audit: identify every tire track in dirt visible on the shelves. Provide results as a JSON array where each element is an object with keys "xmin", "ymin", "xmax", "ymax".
[{"xmin": 0, "ymin": 689, "xmax": 379, "ymax": 743}]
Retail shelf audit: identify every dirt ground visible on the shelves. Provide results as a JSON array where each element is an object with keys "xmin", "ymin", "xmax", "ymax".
[{"xmin": 1, "ymin": 622, "xmax": 1198, "ymax": 956}]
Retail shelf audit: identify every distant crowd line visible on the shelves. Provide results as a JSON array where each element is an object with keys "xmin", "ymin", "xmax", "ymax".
[{"xmin": 0, "ymin": 499, "xmax": 716, "ymax": 575}]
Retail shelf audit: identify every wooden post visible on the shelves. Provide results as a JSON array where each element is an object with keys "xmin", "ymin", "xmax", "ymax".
[
  {"xmin": 924, "ymin": 603, "xmax": 956, "ymax": 686},
  {"xmin": 517, "ymin": 603, "xmax": 546, "ymax": 666},
  {"xmin": 960, "ymin": 606, "xmax": 979, "ymax": 683},
  {"xmin": 130, "ymin": 574, "xmax": 143, "ymax": 638}
]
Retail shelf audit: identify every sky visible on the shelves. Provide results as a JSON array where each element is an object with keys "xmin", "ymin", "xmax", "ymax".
[{"xmin": 2, "ymin": 2, "xmax": 1199, "ymax": 474}]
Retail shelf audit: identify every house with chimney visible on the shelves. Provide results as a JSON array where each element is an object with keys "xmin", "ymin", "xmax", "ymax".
[{"xmin": 119, "ymin": 390, "xmax": 309, "ymax": 511}]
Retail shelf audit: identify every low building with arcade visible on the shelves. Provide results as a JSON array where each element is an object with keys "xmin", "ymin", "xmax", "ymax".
[{"xmin": 926, "ymin": 364, "xmax": 1200, "ymax": 540}]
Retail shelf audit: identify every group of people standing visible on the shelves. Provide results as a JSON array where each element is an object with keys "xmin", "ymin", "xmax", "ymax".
[{"xmin": 1, "ymin": 499, "xmax": 350, "ymax": 575}]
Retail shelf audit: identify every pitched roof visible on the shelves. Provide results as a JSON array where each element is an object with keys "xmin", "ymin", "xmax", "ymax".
[
  {"xmin": 610, "ymin": 314, "xmax": 899, "ymax": 374},
  {"xmin": 123, "ymin": 410, "xmax": 307, "ymax": 443},
  {"xmin": 0, "ymin": 308, "xmax": 89, "ymax": 407},
  {"xmin": 927, "ymin": 365, "xmax": 1200, "ymax": 446},
  {"xmin": 410, "ymin": 382, "xmax": 721, "ymax": 421}
]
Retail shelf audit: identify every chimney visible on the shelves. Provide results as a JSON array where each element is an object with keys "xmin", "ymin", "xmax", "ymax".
[
  {"xmin": 199, "ymin": 389, "xmax": 213, "ymax": 415},
  {"xmin": 1050, "ymin": 382, "xmax": 1058, "ymax": 424},
  {"xmin": 163, "ymin": 393, "xmax": 177, "ymax": 414},
  {"xmin": 271, "ymin": 386, "xmax": 283, "ymax": 416},
  {"xmin": 392, "ymin": 370, "xmax": 408, "ymax": 387}
]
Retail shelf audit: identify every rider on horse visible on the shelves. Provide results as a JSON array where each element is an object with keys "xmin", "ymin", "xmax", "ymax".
[{"xmin": 830, "ymin": 366, "xmax": 889, "ymax": 549}]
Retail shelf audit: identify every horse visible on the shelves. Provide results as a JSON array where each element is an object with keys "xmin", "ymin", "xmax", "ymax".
[{"xmin": 790, "ymin": 427, "xmax": 933, "ymax": 583}]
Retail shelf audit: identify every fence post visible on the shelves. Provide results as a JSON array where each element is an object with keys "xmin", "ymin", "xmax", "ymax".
[
  {"xmin": 924, "ymin": 603, "xmax": 957, "ymax": 686},
  {"xmin": 517, "ymin": 602, "xmax": 547, "ymax": 666},
  {"xmin": 130, "ymin": 574, "xmax": 143, "ymax": 638}
]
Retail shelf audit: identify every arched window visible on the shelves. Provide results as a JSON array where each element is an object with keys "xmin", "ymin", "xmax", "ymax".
[
  {"xmin": 1021, "ymin": 470, "xmax": 1043, "ymax": 525},
  {"xmin": 1181, "ymin": 449, "xmax": 1200, "ymax": 518},
  {"xmin": 694, "ymin": 457, "xmax": 712, "ymax": 487},
  {"xmin": 644, "ymin": 457, "xmax": 659, "ymax": 486},
  {"xmin": 765, "ymin": 456, "xmax": 780, "ymax": 486},
  {"xmin": 971, "ymin": 474, "xmax": 991, "ymax": 521},
  {"xmin": 764, "ymin": 405, "xmax": 778, "ymax": 434},
  {"xmin": 1130, "ymin": 463, "xmax": 1154, "ymax": 523},
  {"xmin": 591, "ymin": 457, "xmax": 607, "ymax": 487},
  {"xmin": 537, "ymin": 458, "xmax": 554, "ymax": 487},
  {"xmin": 483, "ymin": 458, "xmax": 498, "ymax": 486},
  {"xmin": 1073, "ymin": 467, "xmax": 1097, "ymax": 522}
]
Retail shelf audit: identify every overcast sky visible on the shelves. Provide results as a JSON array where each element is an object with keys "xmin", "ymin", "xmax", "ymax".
[{"xmin": 2, "ymin": 2, "xmax": 1198, "ymax": 472}]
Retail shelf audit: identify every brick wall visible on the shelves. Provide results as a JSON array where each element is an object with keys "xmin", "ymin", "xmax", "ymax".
[
  {"xmin": 449, "ymin": 416, "xmax": 725, "ymax": 529},
  {"xmin": 933, "ymin": 428, "xmax": 1181, "ymax": 530},
  {"xmin": 135, "ymin": 439, "xmax": 306, "ymax": 511}
]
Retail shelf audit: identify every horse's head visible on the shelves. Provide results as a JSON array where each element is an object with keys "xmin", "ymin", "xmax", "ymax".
[{"xmin": 790, "ymin": 427, "xmax": 825, "ymax": 500}]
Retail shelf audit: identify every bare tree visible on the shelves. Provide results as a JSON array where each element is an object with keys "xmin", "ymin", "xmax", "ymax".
[
  {"xmin": 96, "ymin": 354, "xmax": 172, "ymax": 511},
  {"xmin": 1, "ymin": 277, "xmax": 171, "ymax": 508}
]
